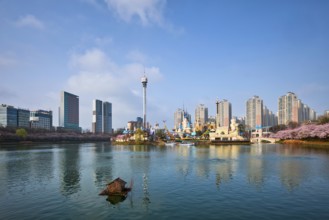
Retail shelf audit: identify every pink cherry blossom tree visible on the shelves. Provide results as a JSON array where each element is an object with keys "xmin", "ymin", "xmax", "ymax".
[{"xmin": 270, "ymin": 123, "xmax": 329, "ymax": 140}]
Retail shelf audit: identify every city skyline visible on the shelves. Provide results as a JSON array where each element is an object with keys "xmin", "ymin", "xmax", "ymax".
[
  {"xmin": 1, "ymin": 0, "xmax": 329, "ymax": 130},
  {"xmin": 0, "ymin": 89, "xmax": 317, "ymax": 131}
]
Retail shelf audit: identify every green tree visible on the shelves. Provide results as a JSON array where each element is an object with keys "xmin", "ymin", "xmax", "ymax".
[
  {"xmin": 16, "ymin": 128, "xmax": 27, "ymax": 139},
  {"xmin": 135, "ymin": 128, "xmax": 144, "ymax": 143},
  {"xmin": 156, "ymin": 129, "xmax": 166, "ymax": 140}
]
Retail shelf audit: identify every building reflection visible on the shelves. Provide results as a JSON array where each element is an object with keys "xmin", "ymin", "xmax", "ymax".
[
  {"xmin": 247, "ymin": 145, "xmax": 265, "ymax": 188},
  {"xmin": 173, "ymin": 145, "xmax": 241, "ymax": 186},
  {"xmin": 195, "ymin": 147, "xmax": 211, "ymax": 178},
  {"xmin": 1, "ymin": 147, "xmax": 56, "ymax": 195},
  {"xmin": 279, "ymin": 157, "xmax": 310, "ymax": 191},
  {"xmin": 0, "ymin": 151, "xmax": 8, "ymax": 197},
  {"xmin": 8, "ymin": 151, "xmax": 33, "ymax": 190},
  {"xmin": 32, "ymin": 145, "xmax": 55, "ymax": 184},
  {"xmin": 121, "ymin": 144, "xmax": 316, "ymax": 192},
  {"xmin": 209, "ymin": 145, "xmax": 239, "ymax": 187},
  {"xmin": 60, "ymin": 144, "xmax": 81, "ymax": 196},
  {"xmin": 275, "ymin": 145, "xmax": 311, "ymax": 191},
  {"xmin": 175, "ymin": 146, "xmax": 193, "ymax": 177},
  {"xmin": 92, "ymin": 143, "xmax": 113, "ymax": 189},
  {"xmin": 1, "ymin": 151, "xmax": 33, "ymax": 196},
  {"xmin": 130, "ymin": 145, "xmax": 152, "ymax": 152}
]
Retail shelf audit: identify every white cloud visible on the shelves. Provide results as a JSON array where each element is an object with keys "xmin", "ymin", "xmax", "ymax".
[
  {"xmin": 69, "ymin": 48, "xmax": 117, "ymax": 73},
  {"xmin": 66, "ymin": 48, "xmax": 163, "ymax": 129},
  {"xmin": 15, "ymin": 14, "xmax": 44, "ymax": 29},
  {"xmin": 85, "ymin": 0, "xmax": 184, "ymax": 34},
  {"xmin": 104, "ymin": 0, "xmax": 166, "ymax": 26}
]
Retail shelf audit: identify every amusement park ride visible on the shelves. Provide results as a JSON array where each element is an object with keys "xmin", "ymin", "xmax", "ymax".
[{"xmin": 163, "ymin": 120, "xmax": 176, "ymax": 140}]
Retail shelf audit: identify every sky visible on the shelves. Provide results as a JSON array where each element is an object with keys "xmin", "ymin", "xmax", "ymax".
[{"xmin": 1, "ymin": 0, "xmax": 329, "ymax": 130}]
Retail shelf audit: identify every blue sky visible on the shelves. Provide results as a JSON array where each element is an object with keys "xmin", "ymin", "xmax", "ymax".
[{"xmin": 1, "ymin": 0, "xmax": 328, "ymax": 130}]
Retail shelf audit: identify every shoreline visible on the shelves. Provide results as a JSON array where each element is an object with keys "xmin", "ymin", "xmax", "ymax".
[
  {"xmin": 281, "ymin": 139, "xmax": 329, "ymax": 147},
  {"xmin": 0, "ymin": 135, "xmax": 112, "ymax": 145},
  {"xmin": 0, "ymin": 140, "xmax": 111, "ymax": 145},
  {"xmin": 2, "ymin": 138, "xmax": 329, "ymax": 149}
]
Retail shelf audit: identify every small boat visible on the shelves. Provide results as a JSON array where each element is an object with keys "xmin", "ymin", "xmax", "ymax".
[
  {"xmin": 165, "ymin": 142, "xmax": 176, "ymax": 147},
  {"xmin": 178, "ymin": 141, "xmax": 194, "ymax": 147}
]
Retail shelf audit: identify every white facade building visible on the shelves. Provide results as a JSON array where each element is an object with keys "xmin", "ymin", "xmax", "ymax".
[
  {"xmin": 278, "ymin": 92, "xmax": 316, "ymax": 125},
  {"xmin": 246, "ymin": 96, "xmax": 263, "ymax": 130}
]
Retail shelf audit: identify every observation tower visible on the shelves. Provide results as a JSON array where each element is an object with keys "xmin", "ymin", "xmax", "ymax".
[{"xmin": 141, "ymin": 76, "xmax": 148, "ymax": 129}]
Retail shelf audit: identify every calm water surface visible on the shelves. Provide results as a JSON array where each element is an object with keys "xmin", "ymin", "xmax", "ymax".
[{"xmin": 1, "ymin": 142, "xmax": 329, "ymax": 219}]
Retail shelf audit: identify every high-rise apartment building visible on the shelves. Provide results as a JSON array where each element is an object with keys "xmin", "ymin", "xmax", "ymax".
[
  {"xmin": 102, "ymin": 102, "xmax": 112, "ymax": 134},
  {"xmin": 30, "ymin": 110, "xmax": 53, "ymax": 130},
  {"xmin": 232, "ymin": 116, "xmax": 245, "ymax": 126},
  {"xmin": 263, "ymin": 106, "xmax": 278, "ymax": 128},
  {"xmin": 216, "ymin": 99, "xmax": 232, "ymax": 127},
  {"xmin": 325, "ymin": 110, "xmax": 329, "ymax": 117},
  {"xmin": 174, "ymin": 108, "xmax": 184, "ymax": 130},
  {"xmin": 278, "ymin": 92, "xmax": 297, "ymax": 125},
  {"xmin": 92, "ymin": 99, "xmax": 112, "ymax": 134},
  {"xmin": 246, "ymin": 96, "xmax": 263, "ymax": 130},
  {"xmin": 59, "ymin": 91, "xmax": 79, "ymax": 131},
  {"xmin": 309, "ymin": 109, "xmax": 317, "ymax": 121},
  {"xmin": 207, "ymin": 116, "xmax": 216, "ymax": 124},
  {"xmin": 0, "ymin": 104, "xmax": 17, "ymax": 127},
  {"xmin": 195, "ymin": 104, "xmax": 208, "ymax": 128},
  {"xmin": 278, "ymin": 92, "xmax": 316, "ymax": 125}
]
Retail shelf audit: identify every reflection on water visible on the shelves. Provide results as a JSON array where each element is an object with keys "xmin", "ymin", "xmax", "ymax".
[
  {"xmin": 142, "ymin": 173, "xmax": 150, "ymax": 207},
  {"xmin": 93, "ymin": 143, "xmax": 113, "ymax": 188},
  {"xmin": 247, "ymin": 145, "xmax": 266, "ymax": 188},
  {"xmin": 0, "ymin": 143, "xmax": 326, "ymax": 194},
  {"xmin": 209, "ymin": 145, "xmax": 237, "ymax": 188},
  {"xmin": 106, "ymin": 195, "xmax": 127, "ymax": 205},
  {"xmin": 279, "ymin": 156, "xmax": 311, "ymax": 191},
  {"xmin": 0, "ymin": 146, "xmax": 57, "ymax": 197},
  {"xmin": 60, "ymin": 144, "xmax": 81, "ymax": 196},
  {"xmin": 1, "ymin": 143, "xmax": 329, "ymax": 219}
]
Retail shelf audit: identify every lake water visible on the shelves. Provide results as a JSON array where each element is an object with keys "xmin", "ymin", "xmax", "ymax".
[{"xmin": 1, "ymin": 142, "xmax": 329, "ymax": 219}]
